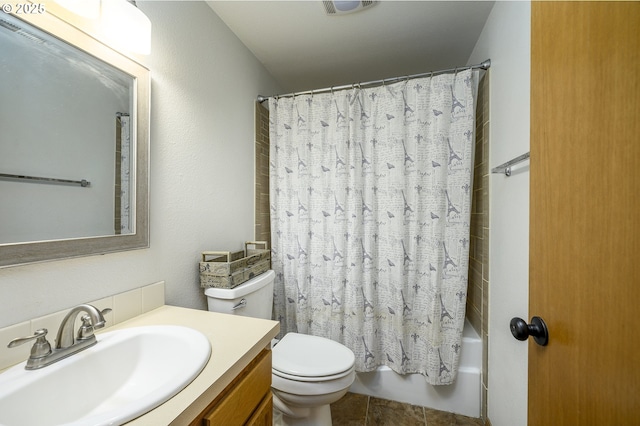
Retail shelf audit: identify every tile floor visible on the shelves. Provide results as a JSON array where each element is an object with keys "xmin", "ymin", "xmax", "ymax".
[{"xmin": 330, "ymin": 392, "xmax": 485, "ymax": 426}]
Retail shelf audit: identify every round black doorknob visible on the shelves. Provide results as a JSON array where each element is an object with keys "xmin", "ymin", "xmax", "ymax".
[{"xmin": 510, "ymin": 316, "xmax": 549, "ymax": 346}]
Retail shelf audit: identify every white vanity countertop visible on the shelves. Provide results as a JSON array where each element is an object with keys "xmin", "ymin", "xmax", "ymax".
[{"xmin": 108, "ymin": 305, "xmax": 279, "ymax": 425}]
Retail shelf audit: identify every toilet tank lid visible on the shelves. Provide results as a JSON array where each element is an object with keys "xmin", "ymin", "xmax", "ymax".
[{"xmin": 204, "ymin": 270, "xmax": 275, "ymax": 299}]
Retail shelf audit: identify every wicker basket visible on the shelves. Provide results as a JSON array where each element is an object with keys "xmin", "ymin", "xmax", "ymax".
[{"xmin": 199, "ymin": 241, "xmax": 270, "ymax": 289}]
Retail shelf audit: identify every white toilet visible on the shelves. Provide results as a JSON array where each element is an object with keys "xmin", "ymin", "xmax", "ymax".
[{"xmin": 204, "ymin": 270, "xmax": 355, "ymax": 426}]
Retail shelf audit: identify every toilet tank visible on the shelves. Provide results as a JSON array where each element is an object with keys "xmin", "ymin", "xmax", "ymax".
[{"xmin": 203, "ymin": 270, "xmax": 275, "ymax": 319}]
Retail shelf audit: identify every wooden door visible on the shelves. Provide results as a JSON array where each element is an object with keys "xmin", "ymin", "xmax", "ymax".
[{"xmin": 529, "ymin": 2, "xmax": 640, "ymax": 424}]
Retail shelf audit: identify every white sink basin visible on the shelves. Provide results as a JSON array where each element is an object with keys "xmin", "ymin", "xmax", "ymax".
[{"xmin": 0, "ymin": 325, "xmax": 211, "ymax": 426}]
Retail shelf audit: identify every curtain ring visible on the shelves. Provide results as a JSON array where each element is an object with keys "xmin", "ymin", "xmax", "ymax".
[{"xmin": 399, "ymin": 77, "xmax": 407, "ymax": 92}]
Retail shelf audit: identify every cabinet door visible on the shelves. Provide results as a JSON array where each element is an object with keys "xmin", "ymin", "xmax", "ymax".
[
  {"xmin": 203, "ymin": 350, "xmax": 272, "ymax": 425},
  {"xmin": 246, "ymin": 392, "xmax": 273, "ymax": 426}
]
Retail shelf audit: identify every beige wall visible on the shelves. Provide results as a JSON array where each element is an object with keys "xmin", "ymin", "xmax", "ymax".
[
  {"xmin": 0, "ymin": 1, "xmax": 283, "ymax": 328},
  {"xmin": 468, "ymin": 2, "xmax": 531, "ymax": 425}
]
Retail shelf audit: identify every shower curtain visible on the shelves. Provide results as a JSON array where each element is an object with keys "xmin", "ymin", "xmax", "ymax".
[{"xmin": 269, "ymin": 69, "xmax": 478, "ymax": 385}]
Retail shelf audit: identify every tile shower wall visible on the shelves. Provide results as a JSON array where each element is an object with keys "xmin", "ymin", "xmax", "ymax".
[
  {"xmin": 255, "ymin": 102, "xmax": 271, "ymax": 247},
  {"xmin": 466, "ymin": 71, "xmax": 490, "ymax": 420},
  {"xmin": 0, "ymin": 281, "xmax": 165, "ymax": 372}
]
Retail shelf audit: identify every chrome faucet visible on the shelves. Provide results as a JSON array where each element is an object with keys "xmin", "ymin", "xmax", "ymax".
[
  {"xmin": 56, "ymin": 304, "xmax": 108, "ymax": 349},
  {"xmin": 7, "ymin": 304, "xmax": 111, "ymax": 370}
]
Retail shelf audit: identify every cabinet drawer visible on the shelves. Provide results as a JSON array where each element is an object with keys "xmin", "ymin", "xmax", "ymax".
[{"xmin": 203, "ymin": 350, "xmax": 272, "ymax": 425}]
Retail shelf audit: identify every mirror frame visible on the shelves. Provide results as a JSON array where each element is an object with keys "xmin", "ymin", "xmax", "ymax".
[{"xmin": 0, "ymin": 8, "xmax": 150, "ymax": 268}]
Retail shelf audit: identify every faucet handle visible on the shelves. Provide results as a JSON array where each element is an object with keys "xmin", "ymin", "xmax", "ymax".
[
  {"xmin": 77, "ymin": 315, "xmax": 95, "ymax": 340},
  {"xmin": 77, "ymin": 308, "xmax": 112, "ymax": 340},
  {"xmin": 8, "ymin": 328, "xmax": 52, "ymax": 359},
  {"xmin": 94, "ymin": 308, "xmax": 112, "ymax": 330}
]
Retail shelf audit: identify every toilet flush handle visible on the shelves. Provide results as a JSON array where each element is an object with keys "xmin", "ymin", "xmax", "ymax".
[{"xmin": 232, "ymin": 298, "xmax": 247, "ymax": 310}]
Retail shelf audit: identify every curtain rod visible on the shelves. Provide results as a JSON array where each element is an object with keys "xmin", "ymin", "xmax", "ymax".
[{"xmin": 257, "ymin": 59, "xmax": 490, "ymax": 103}]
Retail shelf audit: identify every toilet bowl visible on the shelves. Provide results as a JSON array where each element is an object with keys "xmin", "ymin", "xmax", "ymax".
[
  {"xmin": 203, "ymin": 270, "xmax": 356, "ymax": 426},
  {"xmin": 271, "ymin": 332, "xmax": 355, "ymax": 425}
]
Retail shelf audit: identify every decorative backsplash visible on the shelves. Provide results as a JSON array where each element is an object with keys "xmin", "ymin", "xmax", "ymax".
[{"xmin": 0, "ymin": 281, "xmax": 165, "ymax": 371}]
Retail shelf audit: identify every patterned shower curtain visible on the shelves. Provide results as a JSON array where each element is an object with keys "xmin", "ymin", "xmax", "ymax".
[{"xmin": 269, "ymin": 69, "xmax": 478, "ymax": 385}]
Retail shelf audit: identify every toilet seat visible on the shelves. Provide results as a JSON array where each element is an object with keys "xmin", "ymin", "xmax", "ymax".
[
  {"xmin": 272, "ymin": 368, "xmax": 352, "ymax": 382},
  {"xmin": 272, "ymin": 333, "xmax": 355, "ymax": 382}
]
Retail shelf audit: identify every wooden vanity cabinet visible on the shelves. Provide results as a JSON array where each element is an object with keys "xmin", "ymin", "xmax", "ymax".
[{"xmin": 190, "ymin": 349, "xmax": 273, "ymax": 426}]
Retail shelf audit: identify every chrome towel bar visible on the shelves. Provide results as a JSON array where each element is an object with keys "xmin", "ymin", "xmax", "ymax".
[
  {"xmin": 0, "ymin": 173, "xmax": 90, "ymax": 187},
  {"xmin": 491, "ymin": 152, "xmax": 530, "ymax": 176}
]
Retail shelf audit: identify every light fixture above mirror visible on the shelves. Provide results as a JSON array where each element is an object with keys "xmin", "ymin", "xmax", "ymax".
[
  {"xmin": 54, "ymin": 0, "xmax": 151, "ymax": 55},
  {"xmin": 55, "ymin": 0, "xmax": 100, "ymax": 18}
]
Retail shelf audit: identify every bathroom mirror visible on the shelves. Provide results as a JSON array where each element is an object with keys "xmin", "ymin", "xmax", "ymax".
[{"xmin": 0, "ymin": 10, "xmax": 149, "ymax": 267}]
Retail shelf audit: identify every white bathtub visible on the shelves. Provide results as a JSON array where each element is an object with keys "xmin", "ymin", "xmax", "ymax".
[{"xmin": 349, "ymin": 320, "xmax": 481, "ymax": 418}]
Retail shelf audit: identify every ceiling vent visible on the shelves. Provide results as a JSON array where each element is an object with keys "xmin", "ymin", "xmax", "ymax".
[{"xmin": 322, "ymin": 1, "xmax": 378, "ymax": 16}]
